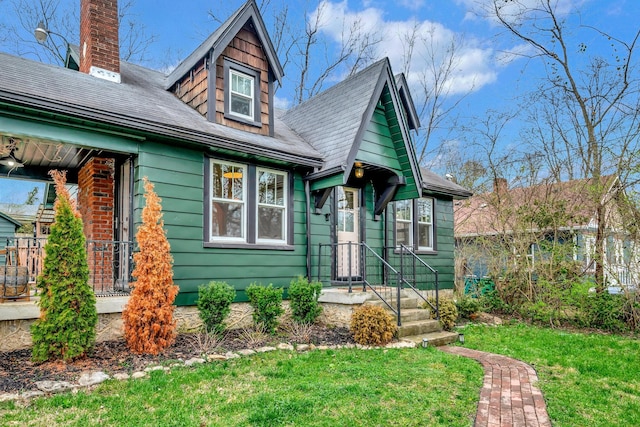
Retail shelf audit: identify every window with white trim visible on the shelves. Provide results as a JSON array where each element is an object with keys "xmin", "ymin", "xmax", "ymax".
[
  {"xmin": 207, "ymin": 158, "xmax": 289, "ymax": 246},
  {"xmin": 395, "ymin": 199, "xmax": 412, "ymax": 247},
  {"xmin": 257, "ymin": 168, "xmax": 287, "ymax": 242},
  {"xmin": 230, "ymin": 70, "xmax": 254, "ymax": 120},
  {"xmin": 395, "ymin": 197, "xmax": 435, "ymax": 251},
  {"xmin": 417, "ymin": 198, "xmax": 434, "ymax": 250},
  {"xmin": 210, "ymin": 160, "xmax": 246, "ymax": 240}
]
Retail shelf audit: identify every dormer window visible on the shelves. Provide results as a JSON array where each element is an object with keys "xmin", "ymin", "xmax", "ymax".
[
  {"xmin": 224, "ymin": 59, "xmax": 261, "ymax": 127},
  {"xmin": 230, "ymin": 70, "xmax": 254, "ymax": 120}
]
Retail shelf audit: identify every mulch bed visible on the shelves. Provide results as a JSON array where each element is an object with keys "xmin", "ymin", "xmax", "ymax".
[{"xmin": 0, "ymin": 325, "xmax": 354, "ymax": 394}]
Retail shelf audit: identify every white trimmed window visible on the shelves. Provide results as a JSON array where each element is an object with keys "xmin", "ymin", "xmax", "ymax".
[
  {"xmin": 207, "ymin": 159, "xmax": 289, "ymax": 246},
  {"xmin": 257, "ymin": 168, "xmax": 287, "ymax": 242},
  {"xmin": 395, "ymin": 197, "xmax": 435, "ymax": 251},
  {"xmin": 395, "ymin": 199, "xmax": 412, "ymax": 247},
  {"xmin": 417, "ymin": 198, "xmax": 434, "ymax": 250},
  {"xmin": 230, "ymin": 70, "xmax": 254, "ymax": 120},
  {"xmin": 210, "ymin": 160, "xmax": 246, "ymax": 240}
]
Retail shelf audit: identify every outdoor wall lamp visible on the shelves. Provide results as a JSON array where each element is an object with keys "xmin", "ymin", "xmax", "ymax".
[{"xmin": 354, "ymin": 162, "xmax": 364, "ymax": 179}]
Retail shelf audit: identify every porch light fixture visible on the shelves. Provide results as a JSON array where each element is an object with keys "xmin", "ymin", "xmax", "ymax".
[
  {"xmin": 458, "ymin": 333, "xmax": 465, "ymax": 344},
  {"xmin": 0, "ymin": 152, "xmax": 24, "ymax": 168},
  {"xmin": 354, "ymin": 162, "xmax": 364, "ymax": 179}
]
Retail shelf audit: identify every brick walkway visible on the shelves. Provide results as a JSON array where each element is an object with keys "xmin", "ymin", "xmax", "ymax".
[{"xmin": 440, "ymin": 346, "xmax": 552, "ymax": 427}]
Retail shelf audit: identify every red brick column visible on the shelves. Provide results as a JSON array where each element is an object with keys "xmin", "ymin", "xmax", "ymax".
[{"xmin": 78, "ymin": 157, "xmax": 115, "ymax": 293}]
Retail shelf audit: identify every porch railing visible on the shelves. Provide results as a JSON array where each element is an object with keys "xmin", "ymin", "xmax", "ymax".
[
  {"xmin": 386, "ymin": 245, "xmax": 439, "ymax": 319},
  {"xmin": 0, "ymin": 236, "xmax": 133, "ymax": 298},
  {"xmin": 315, "ymin": 242, "xmax": 440, "ymax": 325}
]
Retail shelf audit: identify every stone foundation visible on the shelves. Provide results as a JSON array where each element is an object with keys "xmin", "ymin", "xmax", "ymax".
[{"xmin": 0, "ymin": 288, "xmax": 447, "ymax": 352}]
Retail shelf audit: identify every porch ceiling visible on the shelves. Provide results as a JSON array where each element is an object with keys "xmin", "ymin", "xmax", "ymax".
[{"xmin": 1, "ymin": 135, "xmax": 105, "ymax": 181}]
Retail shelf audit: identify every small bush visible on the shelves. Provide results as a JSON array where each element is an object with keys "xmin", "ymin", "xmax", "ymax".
[
  {"xmin": 426, "ymin": 297, "xmax": 458, "ymax": 331},
  {"xmin": 350, "ymin": 305, "xmax": 397, "ymax": 346},
  {"xmin": 455, "ymin": 296, "xmax": 481, "ymax": 319},
  {"xmin": 582, "ymin": 292, "xmax": 626, "ymax": 332},
  {"xmin": 288, "ymin": 276, "xmax": 323, "ymax": 324},
  {"xmin": 245, "ymin": 283, "xmax": 284, "ymax": 334},
  {"xmin": 197, "ymin": 281, "xmax": 236, "ymax": 335}
]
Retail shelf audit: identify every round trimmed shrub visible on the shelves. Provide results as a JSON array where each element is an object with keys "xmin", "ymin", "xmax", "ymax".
[
  {"xmin": 350, "ymin": 304, "xmax": 397, "ymax": 346},
  {"xmin": 197, "ymin": 281, "xmax": 236, "ymax": 335}
]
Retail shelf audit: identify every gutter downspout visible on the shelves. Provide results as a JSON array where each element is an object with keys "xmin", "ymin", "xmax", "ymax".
[{"xmin": 305, "ymin": 179, "xmax": 312, "ymax": 279}]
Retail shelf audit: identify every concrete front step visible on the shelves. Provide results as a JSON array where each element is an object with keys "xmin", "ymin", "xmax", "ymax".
[
  {"xmin": 397, "ymin": 319, "xmax": 441, "ymax": 337},
  {"xmin": 401, "ymin": 331, "xmax": 460, "ymax": 347},
  {"xmin": 391, "ymin": 308, "xmax": 432, "ymax": 323},
  {"xmin": 365, "ymin": 297, "xmax": 422, "ymax": 310}
]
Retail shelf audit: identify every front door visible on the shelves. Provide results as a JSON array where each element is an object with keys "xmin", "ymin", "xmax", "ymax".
[{"xmin": 336, "ymin": 187, "xmax": 360, "ymax": 278}]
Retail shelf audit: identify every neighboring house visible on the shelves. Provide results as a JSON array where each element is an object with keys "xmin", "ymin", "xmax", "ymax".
[
  {"xmin": 0, "ymin": 211, "xmax": 21, "ymax": 237},
  {"xmin": 454, "ymin": 176, "xmax": 637, "ymax": 288},
  {"xmin": 0, "ymin": 0, "xmax": 471, "ymax": 306}
]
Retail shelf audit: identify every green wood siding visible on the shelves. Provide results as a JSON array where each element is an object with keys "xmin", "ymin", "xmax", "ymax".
[
  {"xmin": 0, "ymin": 216, "xmax": 18, "ymax": 237},
  {"xmin": 133, "ymin": 141, "xmax": 309, "ymax": 305},
  {"xmin": 356, "ymin": 87, "xmax": 419, "ymax": 202},
  {"xmin": 384, "ymin": 196, "xmax": 457, "ymax": 290}
]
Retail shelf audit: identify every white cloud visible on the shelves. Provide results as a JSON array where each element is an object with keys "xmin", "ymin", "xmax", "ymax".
[
  {"xmin": 273, "ymin": 95, "xmax": 291, "ymax": 110},
  {"xmin": 310, "ymin": 1, "xmax": 500, "ymax": 97},
  {"xmin": 396, "ymin": 0, "xmax": 425, "ymax": 11}
]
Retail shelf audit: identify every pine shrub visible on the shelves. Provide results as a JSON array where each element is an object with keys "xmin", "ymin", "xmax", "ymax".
[
  {"xmin": 426, "ymin": 297, "xmax": 458, "ymax": 331},
  {"xmin": 455, "ymin": 296, "xmax": 480, "ymax": 319},
  {"xmin": 31, "ymin": 170, "xmax": 97, "ymax": 362},
  {"xmin": 197, "ymin": 281, "xmax": 236, "ymax": 335},
  {"xmin": 245, "ymin": 283, "xmax": 284, "ymax": 334},
  {"xmin": 288, "ymin": 276, "xmax": 323, "ymax": 324},
  {"xmin": 350, "ymin": 305, "xmax": 397, "ymax": 346},
  {"xmin": 122, "ymin": 177, "xmax": 179, "ymax": 355}
]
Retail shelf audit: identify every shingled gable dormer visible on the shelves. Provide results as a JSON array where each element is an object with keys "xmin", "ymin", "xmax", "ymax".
[{"xmin": 165, "ymin": 0, "xmax": 283, "ymax": 137}]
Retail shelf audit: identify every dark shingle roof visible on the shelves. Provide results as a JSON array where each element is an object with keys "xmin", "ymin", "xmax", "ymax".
[
  {"xmin": 281, "ymin": 59, "xmax": 388, "ymax": 174},
  {"xmin": 421, "ymin": 168, "xmax": 473, "ymax": 199},
  {"xmin": 0, "ymin": 52, "xmax": 321, "ymax": 167}
]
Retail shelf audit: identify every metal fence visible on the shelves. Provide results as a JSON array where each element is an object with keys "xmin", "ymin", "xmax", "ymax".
[{"xmin": 0, "ymin": 236, "xmax": 132, "ymax": 300}]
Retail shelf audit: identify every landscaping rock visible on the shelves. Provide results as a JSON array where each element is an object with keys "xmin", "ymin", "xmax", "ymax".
[
  {"xmin": 185, "ymin": 357, "xmax": 206, "ymax": 366},
  {"xmin": 237, "ymin": 349, "xmax": 255, "ymax": 356},
  {"xmin": 0, "ymin": 393, "xmax": 19, "ymax": 402},
  {"xmin": 112, "ymin": 373, "xmax": 130, "ymax": 380},
  {"xmin": 387, "ymin": 341, "xmax": 416, "ymax": 349},
  {"xmin": 20, "ymin": 390, "xmax": 45, "ymax": 399},
  {"xmin": 296, "ymin": 344, "xmax": 310, "ymax": 352},
  {"xmin": 256, "ymin": 346, "xmax": 276, "ymax": 353},
  {"xmin": 276, "ymin": 343, "xmax": 294, "ymax": 351},
  {"xmin": 144, "ymin": 365, "xmax": 169, "ymax": 372},
  {"xmin": 35, "ymin": 380, "xmax": 75, "ymax": 393},
  {"xmin": 207, "ymin": 354, "xmax": 227, "ymax": 362},
  {"xmin": 78, "ymin": 371, "xmax": 110, "ymax": 387},
  {"xmin": 131, "ymin": 371, "xmax": 147, "ymax": 379},
  {"xmin": 225, "ymin": 351, "xmax": 240, "ymax": 359}
]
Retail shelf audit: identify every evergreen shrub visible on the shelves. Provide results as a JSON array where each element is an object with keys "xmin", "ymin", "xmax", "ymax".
[
  {"xmin": 31, "ymin": 170, "xmax": 97, "ymax": 362},
  {"xmin": 246, "ymin": 283, "xmax": 284, "ymax": 334},
  {"xmin": 288, "ymin": 276, "xmax": 323, "ymax": 324},
  {"xmin": 197, "ymin": 281, "xmax": 236, "ymax": 335},
  {"xmin": 350, "ymin": 305, "xmax": 397, "ymax": 346}
]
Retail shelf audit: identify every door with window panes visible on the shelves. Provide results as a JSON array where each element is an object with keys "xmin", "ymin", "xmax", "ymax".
[{"xmin": 336, "ymin": 187, "xmax": 360, "ymax": 278}]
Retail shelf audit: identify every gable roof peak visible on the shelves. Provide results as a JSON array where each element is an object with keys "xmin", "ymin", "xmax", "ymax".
[{"xmin": 165, "ymin": 0, "xmax": 283, "ymax": 90}]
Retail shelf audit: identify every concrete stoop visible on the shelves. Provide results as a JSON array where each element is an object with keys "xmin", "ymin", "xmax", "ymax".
[{"xmin": 365, "ymin": 294, "xmax": 458, "ymax": 347}]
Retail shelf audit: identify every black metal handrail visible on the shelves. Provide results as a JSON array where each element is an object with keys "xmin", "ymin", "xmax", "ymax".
[
  {"xmin": 393, "ymin": 245, "xmax": 439, "ymax": 319},
  {"xmin": 316, "ymin": 241, "xmax": 407, "ymax": 325}
]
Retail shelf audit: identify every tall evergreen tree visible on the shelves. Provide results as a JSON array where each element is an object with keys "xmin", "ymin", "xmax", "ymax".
[
  {"xmin": 122, "ymin": 177, "xmax": 178, "ymax": 355},
  {"xmin": 31, "ymin": 170, "xmax": 97, "ymax": 362}
]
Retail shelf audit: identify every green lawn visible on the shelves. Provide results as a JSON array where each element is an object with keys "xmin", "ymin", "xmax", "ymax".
[
  {"xmin": 0, "ymin": 348, "xmax": 482, "ymax": 427},
  {"xmin": 460, "ymin": 322, "xmax": 640, "ymax": 427}
]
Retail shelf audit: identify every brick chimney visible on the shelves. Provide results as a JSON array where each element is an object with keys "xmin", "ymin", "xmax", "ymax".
[
  {"xmin": 493, "ymin": 177, "xmax": 508, "ymax": 194},
  {"xmin": 80, "ymin": 0, "xmax": 121, "ymax": 83}
]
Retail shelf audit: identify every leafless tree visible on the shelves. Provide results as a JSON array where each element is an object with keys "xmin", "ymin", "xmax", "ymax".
[
  {"xmin": 488, "ymin": 0, "xmax": 640, "ymax": 288},
  {"xmin": 0, "ymin": 0, "xmax": 156, "ymax": 65}
]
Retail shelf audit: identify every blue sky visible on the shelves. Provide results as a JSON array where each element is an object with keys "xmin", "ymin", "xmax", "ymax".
[{"xmin": 0, "ymin": 0, "xmax": 638, "ymax": 202}]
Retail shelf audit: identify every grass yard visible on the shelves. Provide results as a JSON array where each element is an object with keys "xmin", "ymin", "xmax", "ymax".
[
  {"xmin": 0, "ymin": 347, "xmax": 482, "ymax": 427},
  {"xmin": 461, "ymin": 322, "xmax": 640, "ymax": 427}
]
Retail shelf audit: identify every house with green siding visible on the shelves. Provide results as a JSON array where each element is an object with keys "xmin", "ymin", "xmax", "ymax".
[{"xmin": 0, "ymin": 0, "xmax": 471, "ymax": 309}]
